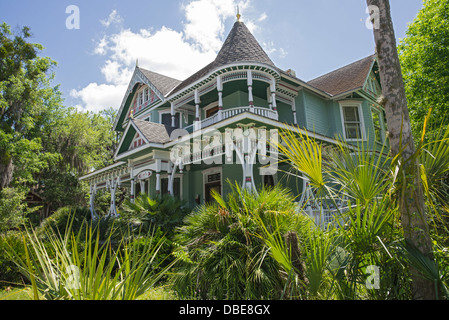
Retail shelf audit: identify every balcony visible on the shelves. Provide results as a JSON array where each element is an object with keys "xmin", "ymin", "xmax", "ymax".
[{"xmin": 184, "ymin": 106, "xmax": 279, "ymax": 133}]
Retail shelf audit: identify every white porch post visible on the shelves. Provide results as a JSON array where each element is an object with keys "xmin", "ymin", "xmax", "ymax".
[
  {"xmin": 292, "ymin": 98, "xmax": 298, "ymax": 125},
  {"xmin": 156, "ymin": 159, "xmax": 161, "ymax": 195},
  {"xmin": 247, "ymin": 71, "xmax": 254, "ymax": 111},
  {"xmin": 194, "ymin": 89, "xmax": 201, "ymax": 131},
  {"xmin": 108, "ymin": 177, "xmax": 120, "ymax": 218},
  {"xmin": 167, "ymin": 162, "xmax": 172, "ymax": 195},
  {"xmin": 130, "ymin": 178, "xmax": 135, "ymax": 203},
  {"xmin": 169, "ymin": 163, "xmax": 178, "ymax": 197},
  {"xmin": 270, "ymin": 78, "xmax": 278, "ymax": 120},
  {"xmin": 89, "ymin": 184, "xmax": 99, "ymax": 220},
  {"xmin": 234, "ymin": 126, "xmax": 257, "ymax": 194},
  {"xmin": 171, "ymin": 102, "xmax": 176, "ymax": 127},
  {"xmin": 217, "ymin": 76, "xmax": 223, "ymax": 121},
  {"xmin": 139, "ymin": 180, "xmax": 146, "ymax": 195}
]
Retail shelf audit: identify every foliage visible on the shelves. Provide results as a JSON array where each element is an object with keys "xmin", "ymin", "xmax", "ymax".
[
  {"xmin": 263, "ymin": 124, "xmax": 449, "ymax": 299},
  {"xmin": 0, "ymin": 22, "xmax": 118, "ymax": 214},
  {"xmin": 35, "ymin": 206, "xmax": 91, "ymax": 239},
  {"xmin": 5, "ymin": 215, "xmax": 176, "ymax": 300},
  {"xmin": 0, "ymin": 231, "xmax": 29, "ymax": 288},
  {"xmin": 171, "ymin": 183, "xmax": 300, "ymax": 300},
  {"xmin": 0, "ymin": 187, "xmax": 39, "ymax": 234},
  {"xmin": 120, "ymin": 194, "xmax": 190, "ymax": 236},
  {"xmin": 0, "ymin": 22, "xmax": 61, "ymax": 189},
  {"xmin": 399, "ymin": 0, "xmax": 449, "ymax": 141}
]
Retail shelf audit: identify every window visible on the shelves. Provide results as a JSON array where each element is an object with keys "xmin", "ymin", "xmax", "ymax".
[
  {"xmin": 161, "ymin": 113, "xmax": 180, "ymax": 128},
  {"xmin": 161, "ymin": 177, "xmax": 181, "ymax": 200},
  {"xmin": 340, "ymin": 102, "xmax": 365, "ymax": 141},
  {"xmin": 145, "ymin": 88, "xmax": 150, "ymax": 102},
  {"xmin": 138, "ymin": 91, "xmax": 144, "ymax": 106}
]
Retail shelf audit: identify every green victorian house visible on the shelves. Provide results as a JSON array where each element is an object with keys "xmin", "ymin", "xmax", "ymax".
[{"xmin": 80, "ymin": 19, "xmax": 386, "ymax": 224}]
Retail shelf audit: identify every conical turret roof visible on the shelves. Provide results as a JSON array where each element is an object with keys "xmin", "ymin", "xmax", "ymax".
[
  {"xmin": 215, "ymin": 21, "xmax": 275, "ymax": 67},
  {"xmin": 170, "ymin": 21, "xmax": 275, "ymax": 95}
]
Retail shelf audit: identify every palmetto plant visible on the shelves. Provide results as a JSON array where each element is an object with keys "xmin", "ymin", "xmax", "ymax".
[
  {"xmin": 171, "ymin": 183, "xmax": 301, "ymax": 300},
  {"xmin": 6, "ymin": 215, "xmax": 175, "ymax": 300},
  {"xmin": 256, "ymin": 119, "xmax": 449, "ymax": 299}
]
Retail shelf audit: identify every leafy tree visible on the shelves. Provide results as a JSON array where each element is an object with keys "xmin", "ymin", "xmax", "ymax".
[
  {"xmin": 1, "ymin": 22, "xmax": 119, "ymax": 214},
  {"xmin": 398, "ymin": 0, "xmax": 449, "ymax": 140},
  {"xmin": 0, "ymin": 23, "xmax": 58, "ymax": 189},
  {"xmin": 0, "ymin": 188, "xmax": 38, "ymax": 235},
  {"xmin": 35, "ymin": 107, "xmax": 119, "ymax": 212}
]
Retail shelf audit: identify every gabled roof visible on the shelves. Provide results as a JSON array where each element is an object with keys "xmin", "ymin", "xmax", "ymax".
[
  {"xmin": 170, "ymin": 21, "xmax": 275, "ymax": 95},
  {"xmin": 138, "ymin": 67, "xmax": 182, "ymax": 97},
  {"xmin": 114, "ymin": 67, "xmax": 181, "ymax": 132},
  {"xmin": 132, "ymin": 118, "xmax": 176, "ymax": 144},
  {"xmin": 307, "ymin": 55, "xmax": 377, "ymax": 97}
]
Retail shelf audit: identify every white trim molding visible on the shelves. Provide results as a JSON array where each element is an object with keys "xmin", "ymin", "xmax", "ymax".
[{"xmin": 338, "ymin": 100, "xmax": 366, "ymax": 141}]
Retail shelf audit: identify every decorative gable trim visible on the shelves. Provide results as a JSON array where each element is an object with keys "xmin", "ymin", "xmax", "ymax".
[
  {"xmin": 129, "ymin": 132, "xmax": 147, "ymax": 151},
  {"xmin": 113, "ymin": 67, "xmax": 166, "ymax": 131}
]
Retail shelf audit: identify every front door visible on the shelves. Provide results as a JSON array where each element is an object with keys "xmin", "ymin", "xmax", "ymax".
[{"xmin": 204, "ymin": 171, "xmax": 221, "ymax": 203}]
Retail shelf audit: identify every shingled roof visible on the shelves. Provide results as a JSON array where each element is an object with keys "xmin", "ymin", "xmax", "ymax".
[
  {"xmin": 138, "ymin": 67, "xmax": 182, "ymax": 97},
  {"xmin": 170, "ymin": 21, "xmax": 275, "ymax": 95},
  {"xmin": 132, "ymin": 118, "xmax": 176, "ymax": 144},
  {"xmin": 307, "ymin": 55, "xmax": 376, "ymax": 96}
]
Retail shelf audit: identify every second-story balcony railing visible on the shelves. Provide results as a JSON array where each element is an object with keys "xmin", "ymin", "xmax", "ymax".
[{"xmin": 184, "ymin": 106, "xmax": 279, "ymax": 133}]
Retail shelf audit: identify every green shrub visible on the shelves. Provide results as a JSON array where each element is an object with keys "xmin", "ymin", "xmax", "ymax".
[
  {"xmin": 36, "ymin": 206, "xmax": 91, "ymax": 239},
  {"xmin": 0, "ymin": 232, "xmax": 28, "ymax": 288},
  {"xmin": 171, "ymin": 183, "xmax": 300, "ymax": 300}
]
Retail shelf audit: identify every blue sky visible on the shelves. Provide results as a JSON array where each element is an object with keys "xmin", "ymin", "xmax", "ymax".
[{"xmin": 0, "ymin": 0, "xmax": 424, "ymax": 112}]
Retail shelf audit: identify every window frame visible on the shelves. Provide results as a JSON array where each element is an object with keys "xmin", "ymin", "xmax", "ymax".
[{"xmin": 339, "ymin": 100, "xmax": 366, "ymax": 141}]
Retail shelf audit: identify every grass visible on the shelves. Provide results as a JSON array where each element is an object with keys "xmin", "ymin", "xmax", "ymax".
[
  {"xmin": 0, "ymin": 287, "xmax": 36, "ymax": 300},
  {"xmin": 0, "ymin": 285, "xmax": 178, "ymax": 300}
]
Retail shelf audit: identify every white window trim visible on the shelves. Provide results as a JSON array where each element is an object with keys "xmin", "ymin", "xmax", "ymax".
[
  {"xmin": 339, "ymin": 100, "xmax": 366, "ymax": 141},
  {"xmin": 202, "ymin": 167, "xmax": 223, "ymax": 201}
]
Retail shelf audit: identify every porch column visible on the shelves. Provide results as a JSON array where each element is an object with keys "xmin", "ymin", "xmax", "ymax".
[
  {"xmin": 89, "ymin": 184, "xmax": 99, "ymax": 220},
  {"xmin": 139, "ymin": 180, "xmax": 146, "ymax": 195},
  {"xmin": 194, "ymin": 89, "xmax": 201, "ymax": 131},
  {"xmin": 156, "ymin": 159, "xmax": 161, "ymax": 195},
  {"xmin": 108, "ymin": 177, "xmax": 120, "ymax": 218},
  {"xmin": 271, "ymin": 78, "xmax": 278, "ymax": 120},
  {"xmin": 247, "ymin": 71, "xmax": 254, "ymax": 111},
  {"xmin": 292, "ymin": 99, "xmax": 298, "ymax": 125},
  {"xmin": 167, "ymin": 162, "xmax": 172, "ymax": 195},
  {"xmin": 217, "ymin": 76, "xmax": 223, "ymax": 121},
  {"xmin": 171, "ymin": 102, "xmax": 176, "ymax": 127},
  {"xmin": 168, "ymin": 162, "xmax": 178, "ymax": 197},
  {"xmin": 130, "ymin": 178, "xmax": 135, "ymax": 203}
]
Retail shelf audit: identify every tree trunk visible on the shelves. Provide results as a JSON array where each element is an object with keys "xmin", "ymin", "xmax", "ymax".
[
  {"xmin": 0, "ymin": 154, "xmax": 14, "ymax": 190},
  {"xmin": 366, "ymin": 0, "xmax": 436, "ymax": 300}
]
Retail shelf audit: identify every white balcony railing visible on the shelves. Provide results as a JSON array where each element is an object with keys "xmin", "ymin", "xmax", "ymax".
[{"xmin": 184, "ymin": 106, "xmax": 279, "ymax": 133}]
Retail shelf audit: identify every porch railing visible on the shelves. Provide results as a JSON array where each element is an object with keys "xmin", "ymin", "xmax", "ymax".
[{"xmin": 184, "ymin": 106, "xmax": 278, "ymax": 133}]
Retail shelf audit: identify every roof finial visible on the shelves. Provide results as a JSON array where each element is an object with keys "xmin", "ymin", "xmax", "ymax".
[
  {"xmin": 236, "ymin": 6, "xmax": 241, "ymax": 22},
  {"xmin": 136, "ymin": 58, "xmax": 139, "ymax": 67}
]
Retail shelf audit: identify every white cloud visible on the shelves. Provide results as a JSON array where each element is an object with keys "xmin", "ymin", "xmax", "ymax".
[
  {"xmin": 258, "ymin": 12, "xmax": 267, "ymax": 22},
  {"xmin": 183, "ymin": 0, "xmax": 238, "ymax": 52},
  {"xmin": 70, "ymin": 83, "xmax": 127, "ymax": 113},
  {"xmin": 73, "ymin": 0, "xmax": 280, "ymax": 113},
  {"xmin": 100, "ymin": 10, "xmax": 123, "ymax": 28}
]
